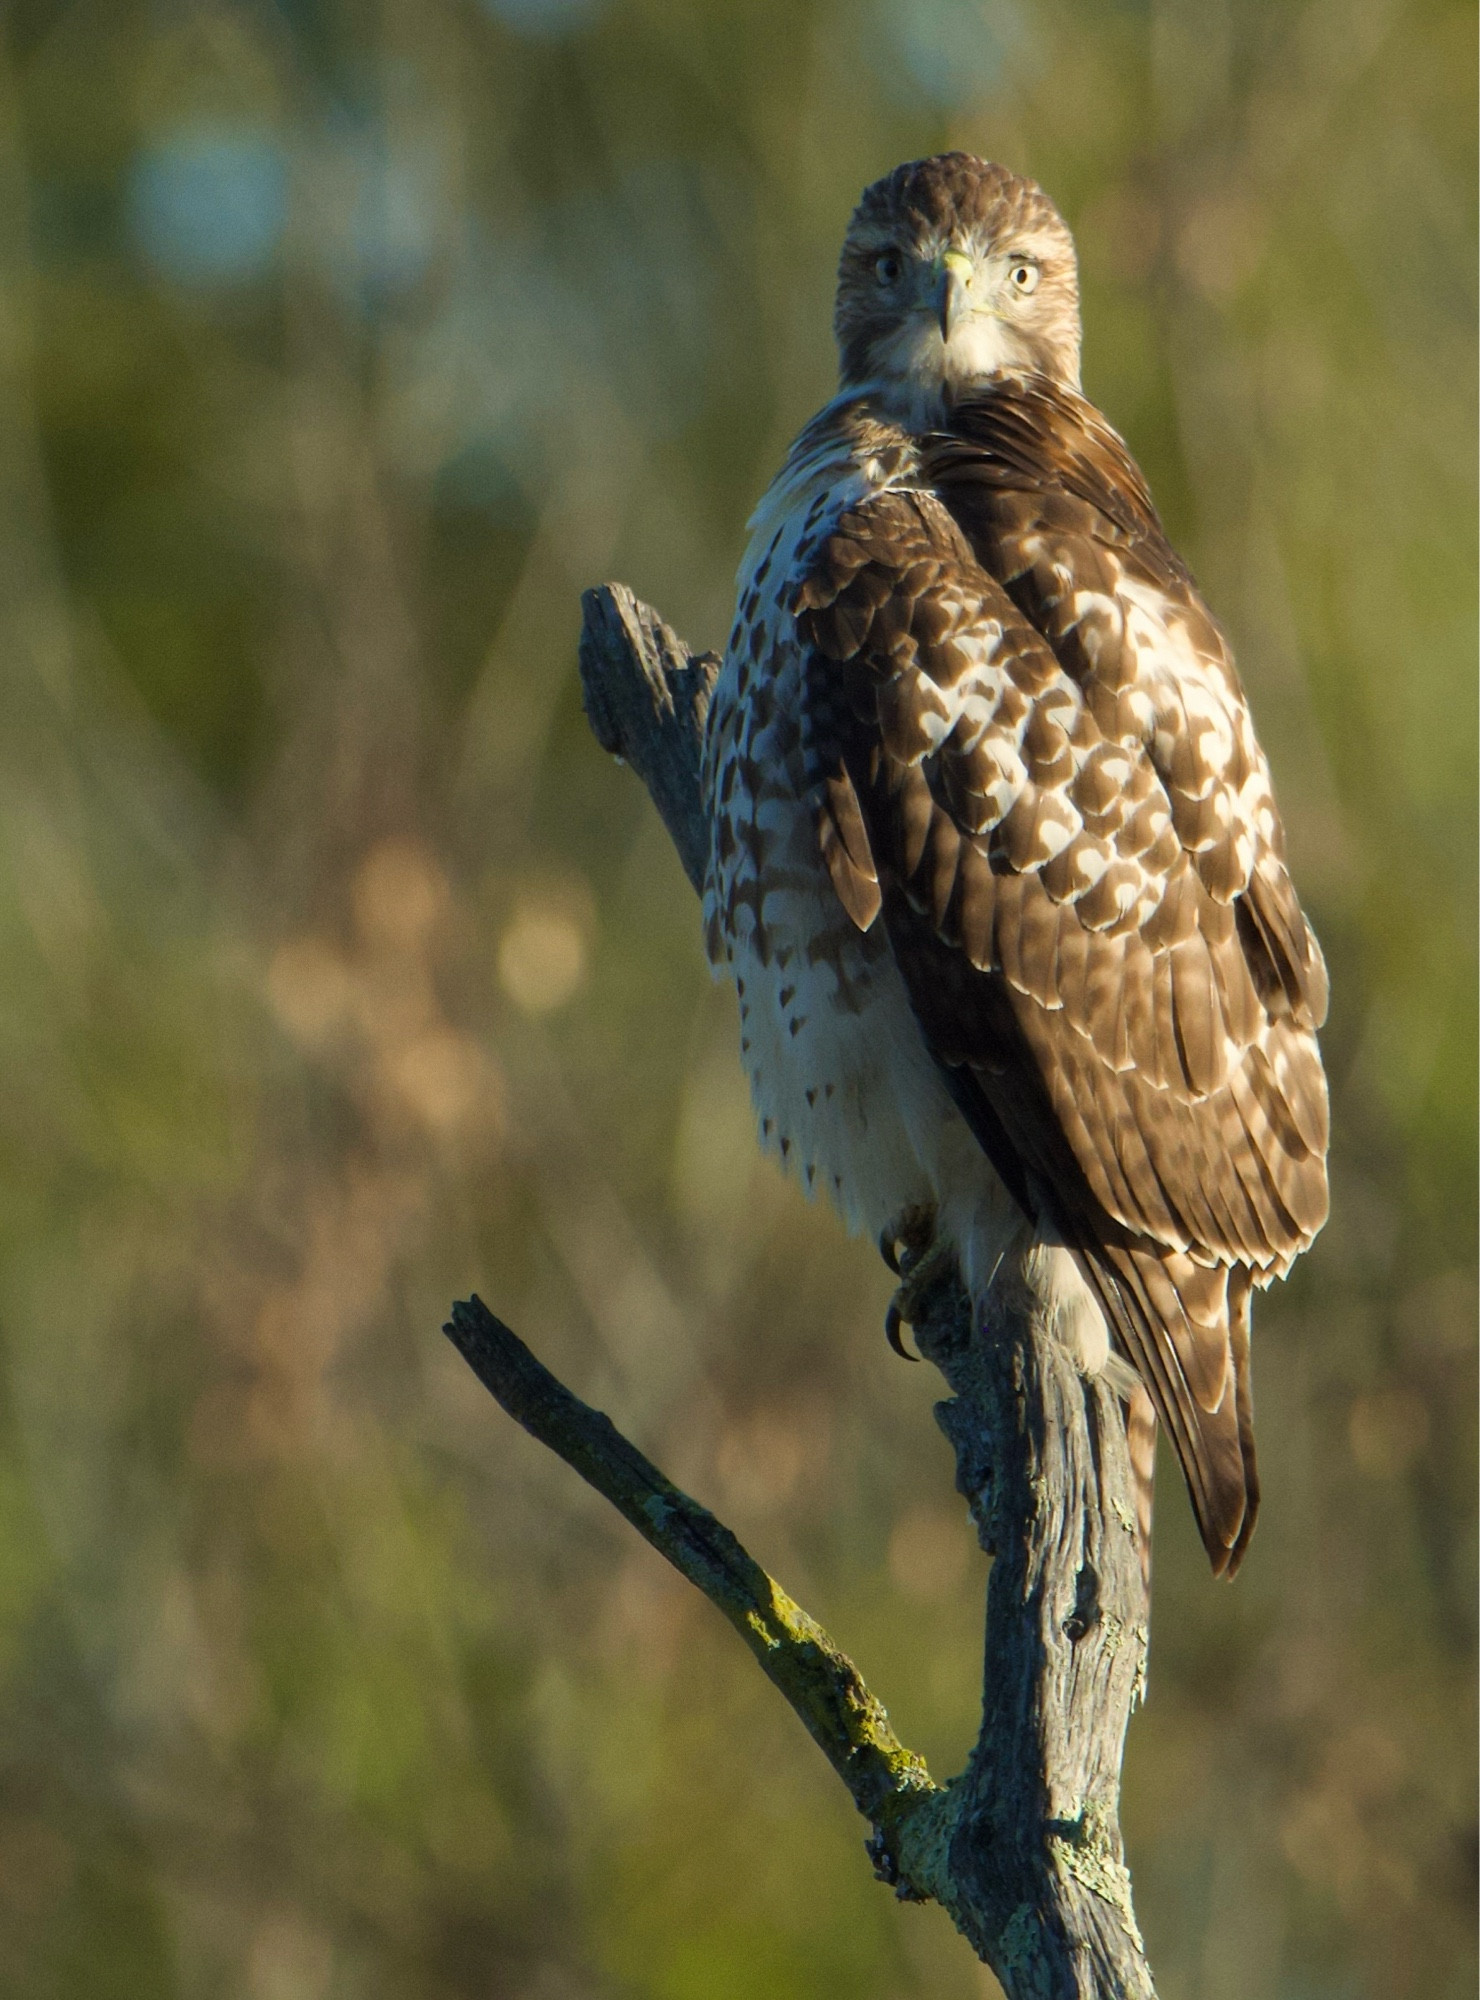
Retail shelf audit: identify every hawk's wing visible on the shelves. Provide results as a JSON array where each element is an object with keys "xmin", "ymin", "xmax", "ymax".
[{"xmin": 793, "ymin": 400, "xmax": 1328, "ymax": 1573}]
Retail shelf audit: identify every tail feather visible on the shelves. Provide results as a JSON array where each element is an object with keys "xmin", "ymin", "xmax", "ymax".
[
  {"xmin": 1225, "ymin": 1268, "xmax": 1260, "ymax": 1573},
  {"xmin": 1126, "ymin": 1381, "xmax": 1157, "ymax": 1598},
  {"xmin": 1066, "ymin": 1231, "xmax": 1256, "ymax": 1576},
  {"xmin": 926, "ymin": 1059, "xmax": 1260, "ymax": 1576}
]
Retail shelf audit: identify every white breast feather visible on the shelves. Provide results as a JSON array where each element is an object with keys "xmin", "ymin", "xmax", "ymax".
[{"xmin": 701, "ymin": 416, "xmax": 1026, "ymax": 1307}]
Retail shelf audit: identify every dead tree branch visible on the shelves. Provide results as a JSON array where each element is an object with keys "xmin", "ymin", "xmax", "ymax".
[
  {"xmin": 444, "ymin": 1298, "xmax": 954, "ymax": 1893},
  {"xmin": 447, "ymin": 582, "xmax": 1157, "ymax": 1998}
]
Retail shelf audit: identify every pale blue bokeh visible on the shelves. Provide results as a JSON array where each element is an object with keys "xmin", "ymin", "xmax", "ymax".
[
  {"xmin": 479, "ymin": 0, "xmax": 607, "ymax": 40},
  {"xmin": 350, "ymin": 147, "xmax": 440, "ymax": 296},
  {"xmin": 128, "ymin": 125, "xmax": 288, "ymax": 287},
  {"xmin": 868, "ymin": 0, "xmax": 1028, "ymax": 108},
  {"xmin": 307, "ymin": 123, "xmax": 446, "ymax": 309}
]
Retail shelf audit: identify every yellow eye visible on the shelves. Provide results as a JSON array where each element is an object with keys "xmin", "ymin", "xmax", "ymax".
[
  {"xmin": 1009, "ymin": 260, "xmax": 1040, "ymax": 296},
  {"xmin": 873, "ymin": 250, "xmax": 903, "ymax": 287}
]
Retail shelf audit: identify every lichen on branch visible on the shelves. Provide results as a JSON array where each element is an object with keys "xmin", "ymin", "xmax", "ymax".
[{"xmin": 443, "ymin": 1296, "xmax": 952, "ymax": 1896}]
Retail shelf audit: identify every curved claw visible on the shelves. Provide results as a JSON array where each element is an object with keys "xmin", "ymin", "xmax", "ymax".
[
  {"xmin": 884, "ymin": 1299, "xmax": 920, "ymax": 1361},
  {"xmin": 878, "ymin": 1227, "xmax": 903, "ymax": 1276}
]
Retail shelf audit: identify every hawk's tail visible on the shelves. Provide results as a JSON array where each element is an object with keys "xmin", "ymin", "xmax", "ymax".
[
  {"xmin": 1125, "ymin": 1380, "xmax": 1157, "ymax": 1599},
  {"xmin": 931, "ymin": 1057, "xmax": 1260, "ymax": 1576},
  {"xmin": 1071, "ymin": 1238, "xmax": 1260, "ymax": 1578}
]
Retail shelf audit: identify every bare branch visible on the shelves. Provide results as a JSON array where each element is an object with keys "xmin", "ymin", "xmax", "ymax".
[
  {"xmin": 577, "ymin": 586, "xmax": 719, "ymax": 894},
  {"xmin": 444, "ymin": 1297, "xmax": 956, "ymax": 1896},
  {"xmin": 454, "ymin": 580, "xmax": 1159, "ymax": 1998}
]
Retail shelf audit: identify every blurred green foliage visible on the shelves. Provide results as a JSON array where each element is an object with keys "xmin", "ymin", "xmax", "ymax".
[{"xmin": 0, "ymin": 1, "xmax": 1473, "ymax": 1995}]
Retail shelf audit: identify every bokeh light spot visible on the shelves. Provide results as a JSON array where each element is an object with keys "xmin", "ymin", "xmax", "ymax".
[
  {"xmin": 387, "ymin": 1029, "xmax": 503, "ymax": 1135},
  {"xmin": 716, "ymin": 1402, "xmax": 823, "ymax": 1515},
  {"xmin": 868, "ymin": 0, "xmax": 1026, "ymax": 108},
  {"xmin": 128, "ymin": 124, "xmax": 288, "ymax": 288},
  {"xmin": 266, "ymin": 938, "xmax": 355, "ymax": 1047},
  {"xmin": 498, "ymin": 905, "xmax": 588, "ymax": 1014},
  {"xmin": 246, "ymin": 1911, "xmax": 335, "ymax": 2000},
  {"xmin": 352, "ymin": 840, "xmax": 450, "ymax": 953},
  {"xmin": 888, "ymin": 1502, "xmax": 974, "ymax": 1601},
  {"xmin": 480, "ymin": 0, "xmax": 607, "ymax": 40}
]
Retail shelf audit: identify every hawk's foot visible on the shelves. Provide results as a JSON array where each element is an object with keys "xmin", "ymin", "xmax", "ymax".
[
  {"xmin": 878, "ymin": 1203, "xmax": 937, "ymax": 1277},
  {"xmin": 880, "ymin": 1205, "xmax": 953, "ymax": 1359}
]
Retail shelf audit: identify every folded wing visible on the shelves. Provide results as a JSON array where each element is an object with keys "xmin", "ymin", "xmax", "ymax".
[{"xmin": 793, "ymin": 434, "xmax": 1328, "ymax": 1572}]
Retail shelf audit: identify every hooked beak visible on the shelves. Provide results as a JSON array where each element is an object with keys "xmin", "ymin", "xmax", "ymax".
[{"xmin": 936, "ymin": 250, "xmax": 974, "ymax": 341}]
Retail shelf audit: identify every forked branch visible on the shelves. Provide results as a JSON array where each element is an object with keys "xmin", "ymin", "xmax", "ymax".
[{"xmin": 446, "ymin": 583, "xmax": 1156, "ymax": 1999}]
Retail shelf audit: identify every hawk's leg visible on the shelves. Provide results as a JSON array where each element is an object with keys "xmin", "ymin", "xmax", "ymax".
[{"xmin": 880, "ymin": 1203, "xmax": 957, "ymax": 1357}]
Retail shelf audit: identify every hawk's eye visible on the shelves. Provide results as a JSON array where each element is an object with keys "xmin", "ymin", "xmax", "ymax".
[
  {"xmin": 872, "ymin": 251, "xmax": 903, "ymax": 288},
  {"xmin": 1008, "ymin": 260, "xmax": 1040, "ymax": 296}
]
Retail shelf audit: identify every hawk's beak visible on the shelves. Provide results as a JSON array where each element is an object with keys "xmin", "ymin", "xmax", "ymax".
[{"xmin": 936, "ymin": 250, "xmax": 974, "ymax": 341}]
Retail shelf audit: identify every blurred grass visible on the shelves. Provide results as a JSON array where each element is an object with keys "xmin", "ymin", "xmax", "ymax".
[{"xmin": 0, "ymin": 1, "xmax": 1473, "ymax": 1996}]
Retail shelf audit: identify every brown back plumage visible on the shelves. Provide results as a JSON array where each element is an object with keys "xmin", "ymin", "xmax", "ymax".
[{"xmin": 792, "ymin": 372, "xmax": 1328, "ymax": 1575}]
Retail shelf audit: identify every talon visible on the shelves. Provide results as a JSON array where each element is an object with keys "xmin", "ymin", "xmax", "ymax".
[
  {"xmin": 879, "ymin": 1202, "xmax": 937, "ymax": 1280},
  {"xmin": 884, "ymin": 1298, "xmax": 920, "ymax": 1361},
  {"xmin": 881, "ymin": 1226, "xmax": 963, "ymax": 1362}
]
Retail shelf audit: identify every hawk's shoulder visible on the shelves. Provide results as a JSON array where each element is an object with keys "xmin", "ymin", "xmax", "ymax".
[{"xmin": 927, "ymin": 376, "xmax": 1188, "ymax": 587}]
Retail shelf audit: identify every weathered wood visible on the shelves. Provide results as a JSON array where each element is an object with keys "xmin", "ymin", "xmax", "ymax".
[
  {"xmin": 444, "ymin": 1297, "xmax": 953, "ymax": 1885},
  {"xmin": 453, "ymin": 580, "xmax": 1158, "ymax": 1997},
  {"xmin": 909, "ymin": 1245, "xmax": 1154, "ymax": 1993},
  {"xmin": 576, "ymin": 586, "xmax": 720, "ymax": 894}
]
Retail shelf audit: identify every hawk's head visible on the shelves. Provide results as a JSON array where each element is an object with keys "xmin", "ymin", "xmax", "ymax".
[{"xmin": 834, "ymin": 154, "xmax": 1081, "ymax": 423}]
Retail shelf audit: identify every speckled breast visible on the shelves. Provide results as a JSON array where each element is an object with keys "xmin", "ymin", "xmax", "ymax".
[{"xmin": 699, "ymin": 410, "xmax": 984, "ymax": 1245}]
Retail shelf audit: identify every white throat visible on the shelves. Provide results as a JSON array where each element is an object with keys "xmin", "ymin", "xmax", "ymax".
[{"xmin": 866, "ymin": 311, "xmax": 1029, "ymax": 429}]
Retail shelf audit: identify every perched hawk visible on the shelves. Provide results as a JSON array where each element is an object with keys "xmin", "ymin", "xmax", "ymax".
[{"xmin": 701, "ymin": 155, "xmax": 1329, "ymax": 1576}]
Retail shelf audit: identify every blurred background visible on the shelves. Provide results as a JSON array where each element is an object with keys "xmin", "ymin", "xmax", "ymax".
[{"xmin": 0, "ymin": 1, "xmax": 1473, "ymax": 1995}]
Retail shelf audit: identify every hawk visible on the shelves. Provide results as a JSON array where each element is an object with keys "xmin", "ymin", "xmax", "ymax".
[{"xmin": 701, "ymin": 155, "xmax": 1329, "ymax": 1576}]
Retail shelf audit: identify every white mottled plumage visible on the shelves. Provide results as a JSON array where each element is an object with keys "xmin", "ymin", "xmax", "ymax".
[{"xmin": 701, "ymin": 405, "xmax": 1098, "ymax": 1350}]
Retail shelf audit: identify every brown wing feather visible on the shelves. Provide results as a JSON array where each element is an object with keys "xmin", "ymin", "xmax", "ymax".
[
  {"xmin": 793, "ymin": 432, "xmax": 1328, "ymax": 1573},
  {"xmin": 817, "ymin": 769, "xmax": 881, "ymax": 929}
]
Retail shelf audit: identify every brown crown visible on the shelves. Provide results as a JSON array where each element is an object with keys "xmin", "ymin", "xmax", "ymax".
[{"xmin": 845, "ymin": 153, "xmax": 1066, "ymax": 247}]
